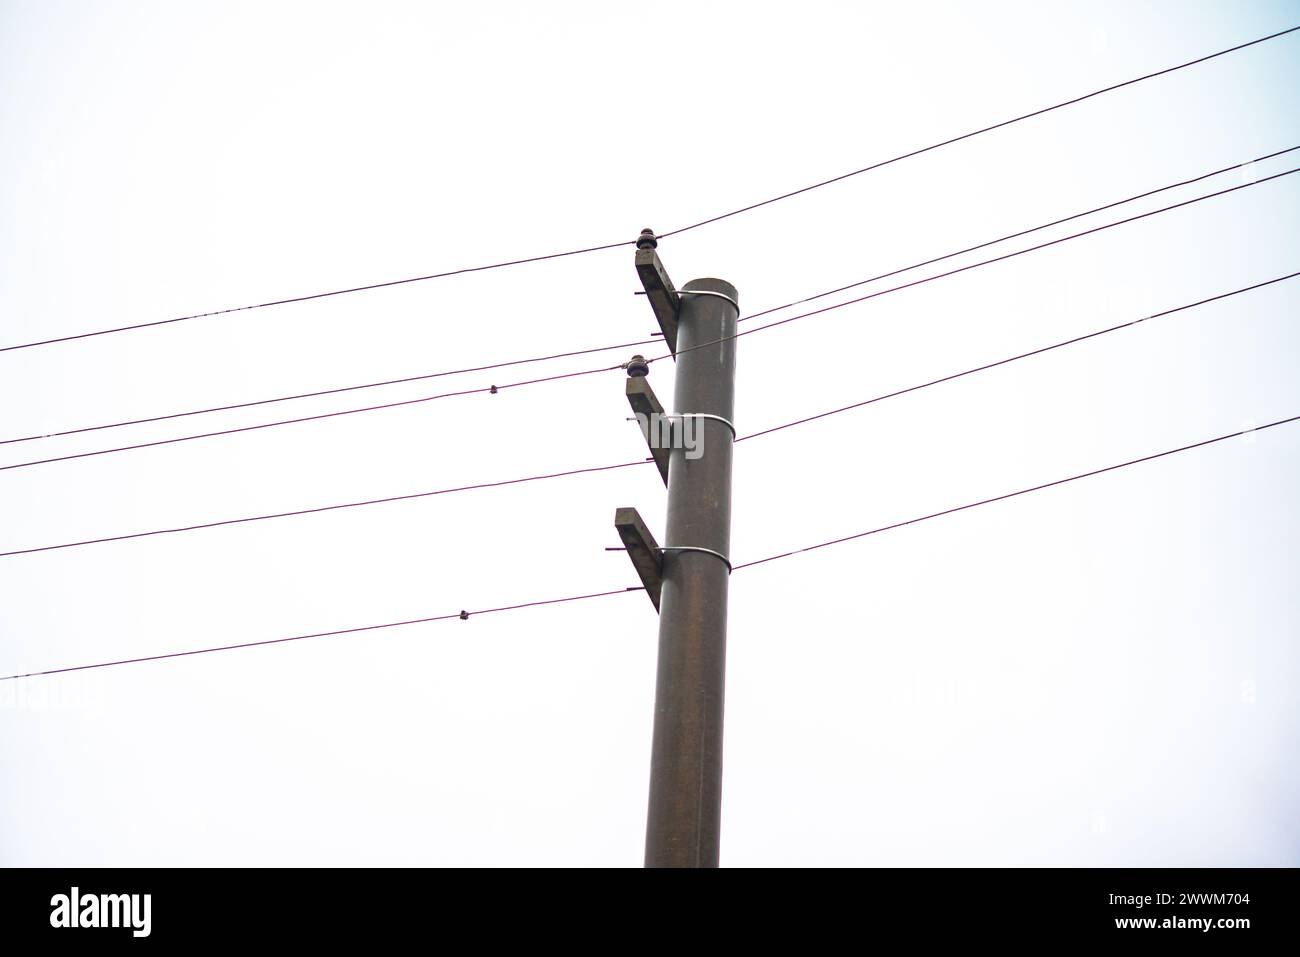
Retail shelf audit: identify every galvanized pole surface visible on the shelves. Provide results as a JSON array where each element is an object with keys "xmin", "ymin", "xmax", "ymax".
[{"xmin": 644, "ymin": 277, "xmax": 738, "ymax": 868}]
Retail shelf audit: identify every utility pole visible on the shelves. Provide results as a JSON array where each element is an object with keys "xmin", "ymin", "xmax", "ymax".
[{"xmin": 614, "ymin": 229, "xmax": 738, "ymax": 868}]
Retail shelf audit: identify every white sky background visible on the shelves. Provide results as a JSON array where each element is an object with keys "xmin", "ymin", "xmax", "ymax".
[{"xmin": 1, "ymin": 0, "xmax": 1297, "ymax": 867}]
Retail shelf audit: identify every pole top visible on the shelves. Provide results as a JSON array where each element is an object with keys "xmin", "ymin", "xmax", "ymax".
[{"xmin": 636, "ymin": 228, "xmax": 658, "ymax": 250}]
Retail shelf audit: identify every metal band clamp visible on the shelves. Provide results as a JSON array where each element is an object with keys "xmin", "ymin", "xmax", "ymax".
[
  {"xmin": 626, "ymin": 412, "xmax": 737, "ymax": 440},
  {"xmin": 661, "ymin": 545, "xmax": 732, "ymax": 573},
  {"xmin": 677, "ymin": 289, "xmax": 740, "ymax": 313}
]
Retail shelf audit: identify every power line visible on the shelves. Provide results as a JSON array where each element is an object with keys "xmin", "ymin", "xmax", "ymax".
[
  {"xmin": 0, "ymin": 458, "xmax": 648, "ymax": 559},
  {"xmin": 735, "ymin": 414, "xmax": 1300, "ymax": 570},
  {"xmin": 2, "ymin": 269, "xmax": 1290, "ymax": 559},
  {"xmin": 6, "ymin": 161, "xmax": 1292, "ymax": 473},
  {"xmin": 0, "ymin": 361, "xmax": 624, "ymax": 474},
  {"xmin": 2, "ymin": 25, "xmax": 1293, "ymax": 357},
  {"xmin": 647, "ymin": 165, "xmax": 1300, "ymax": 367},
  {"xmin": 657, "ymin": 25, "xmax": 1300, "ymax": 238},
  {"xmin": 0, "ymin": 586, "xmax": 643, "ymax": 681},
  {"xmin": 4, "ymin": 146, "xmax": 1291, "ymax": 452},
  {"xmin": 7, "ymin": 413, "xmax": 1296, "ymax": 681},
  {"xmin": 736, "ymin": 271, "xmax": 1300, "ymax": 442},
  {"xmin": 0, "ymin": 239, "xmax": 637, "ymax": 354},
  {"xmin": 0, "ymin": 335, "xmax": 660, "ymax": 448},
  {"xmin": 739, "ymin": 145, "xmax": 1300, "ymax": 325}
]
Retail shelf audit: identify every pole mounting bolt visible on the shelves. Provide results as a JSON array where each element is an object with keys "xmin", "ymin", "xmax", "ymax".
[
  {"xmin": 625, "ymin": 354, "xmax": 650, "ymax": 378},
  {"xmin": 636, "ymin": 228, "xmax": 658, "ymax": 250}
]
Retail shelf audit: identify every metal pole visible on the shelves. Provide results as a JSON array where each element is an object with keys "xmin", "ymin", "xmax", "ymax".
[{"xmin": 644, "ymin": 277, "xmax": 738, "ymax": 868}]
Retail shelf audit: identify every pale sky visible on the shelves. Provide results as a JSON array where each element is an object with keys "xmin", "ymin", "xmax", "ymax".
[{"xmin": 2, "ymin": 0, "xmax": 1297, "ymax": 866}]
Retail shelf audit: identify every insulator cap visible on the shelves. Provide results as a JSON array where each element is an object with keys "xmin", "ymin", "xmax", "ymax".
[
  {"xmin": 636, "ymin": 228, "xmax": 658, "ymax": 250},
  {"xmin": 625, "ymin": 354, "xmax": 650, "ymax": 378}
]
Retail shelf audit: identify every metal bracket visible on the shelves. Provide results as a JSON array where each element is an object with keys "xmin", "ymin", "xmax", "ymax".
[
  {"xmin": 625, "ymin": 377, "xmax": 670, "ymax": 485},
  {"xmin": 613, "ymin": 507, "xmax": 663, "ymax": 611},
  {"xmin": 677, "ymin": 288, "xmax": 740, "ymax": 314},
  {"xmin": 635, "ymin": 246, "xmax": 680, "ymax": 356},
  {"xmin": 662, "ymin": 545, "xmax": 733, "ymax": 573},
  {"xmin": 670, "ymin": 412, "xmax": 736, "ymax": 440}
]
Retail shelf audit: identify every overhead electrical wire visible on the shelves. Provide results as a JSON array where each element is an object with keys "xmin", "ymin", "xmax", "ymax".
[
  {"xmin": 3, "ymin": 145, "xmax": 1293, "ymax": 451},
  {"xmin": 3, "ymin": 162, "xmax": 1294, "ymax": 474},
  {"xmin": 0, "ymin": 586, "xmax": 644, "ymax": 681},
  {"xmin": 645, "ymin": 166, "xmax": 1300, "ymax": 368},
  {"xmin": 0, "ymin": 458, "xmax": 649, "ymax": 558},
  {"xmin": 735, "ymin": 271, "xmax": 1300, "ymax": 442},
  {"xmin": 1, "ymin": 24, "xmax": 1294, "ymax": 356},
  {"xmin": 733, "ymin": 414, "xmax": 1300, "ymax": 570},
  {"xmin": 0, "ymin": 239, "xmax": 638, "ymax": 354},
  {"xmin": 0, "ymin": 335, "xmax": 661, "ymax": 447},
  {"xmin": 0, "ymin": 360, "xmax": 625, "ymax": 473},
  {"xmin": 657, "ymin": 25, "xmax": 1300, "ymax": 238},
  {"xmin": 2, "ymin": 269, "xmax": 1292, "ymax": 559},
  {"xmin": 738, "ymin": 145, "xmax": 1300, "ymax": 325},
  {"xmin": 6, "ymin": 413, "xmax": 1296, "ymax": 681}
]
